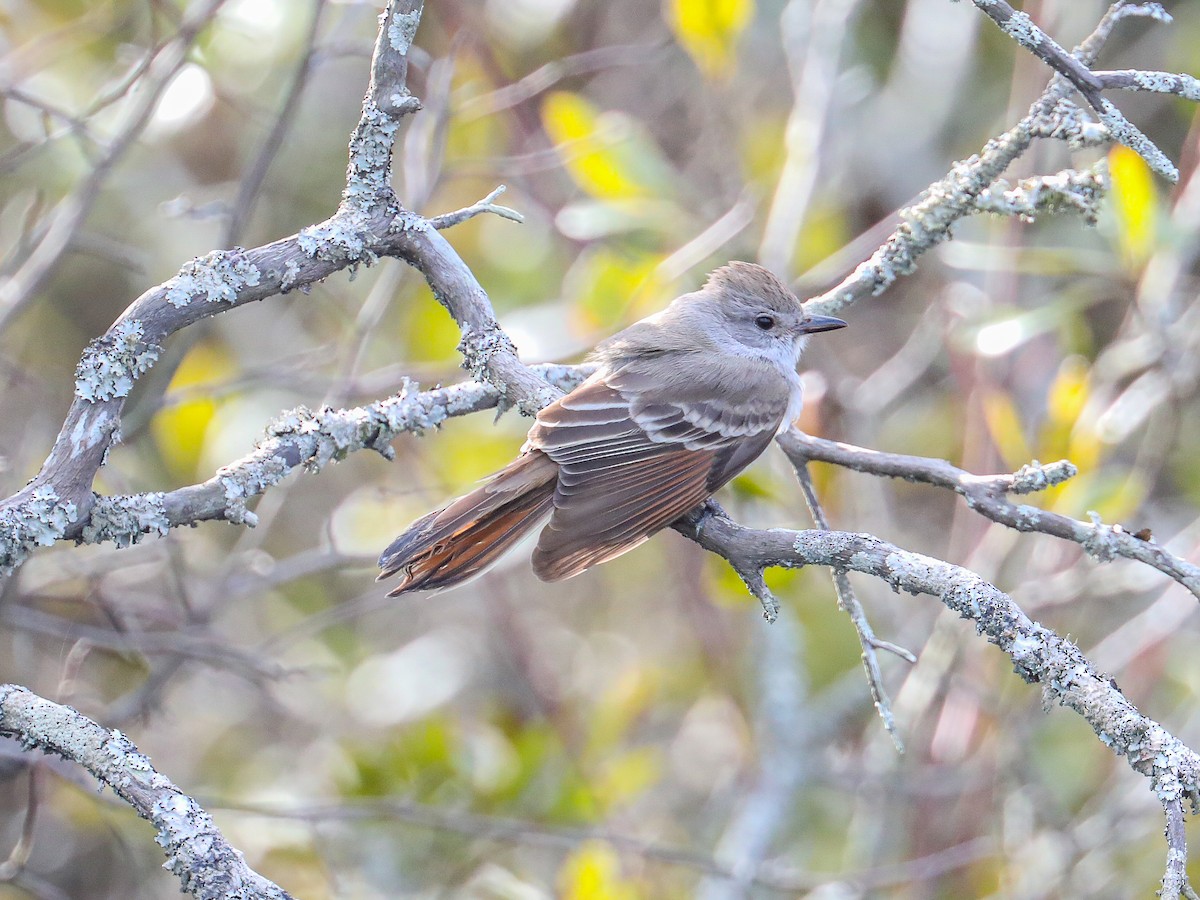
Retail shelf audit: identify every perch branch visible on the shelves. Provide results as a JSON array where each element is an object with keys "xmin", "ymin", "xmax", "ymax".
[{"xmin": 675, "ymin": 505, "xmax": 1200, "ymax": 813}]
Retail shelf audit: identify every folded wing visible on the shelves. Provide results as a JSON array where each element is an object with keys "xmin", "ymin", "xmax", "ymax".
[{"xmin": 527, "ymin": 361, "xmax": 789, "ymax": 581}]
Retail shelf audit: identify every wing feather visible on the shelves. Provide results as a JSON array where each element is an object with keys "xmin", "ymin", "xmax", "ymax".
[{"xmin": 524, "ymin": 371, "xmax": 789, "ymax": 582}]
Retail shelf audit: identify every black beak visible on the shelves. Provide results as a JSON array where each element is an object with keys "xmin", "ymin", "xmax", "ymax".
[{"xmin": 799, "ymin": 314, "xmax": 848, "ymax": 334}]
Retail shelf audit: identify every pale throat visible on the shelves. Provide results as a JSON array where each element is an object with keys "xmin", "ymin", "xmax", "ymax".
[{"xmin": 724, "ymin": 334, "xmax": 808, "ymax": 432}]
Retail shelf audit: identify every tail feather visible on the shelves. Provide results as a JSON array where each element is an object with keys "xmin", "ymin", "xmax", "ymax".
[{"xmin": 378, "ymin": 452, "xmax": 557, "ymax": 595}]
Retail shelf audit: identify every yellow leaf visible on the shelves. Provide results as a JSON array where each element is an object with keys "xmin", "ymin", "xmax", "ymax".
[
  {"xmin": 564, "ymin": 247, "xmax": 668, "ymax": 332},
  {"xmin": 1036, "ymin": 357, "xmax": 1100, "ymax": 504},
  {"xmin": 1108, "ymin": 145, "xmax": 1158, "ymax": 271},
  {"xmin": 542, "ymin": 92, "xmax": 648, "ymax": 200},
  {"xmin": 665, "ymin": 0, "xmax": 755, "ymax": 79},
  {"xmin": 558, "ymin": 842, "xmax": 639, "ymax": 900},
  {"xmin": 151, "ymin": 340, "xmax": 232, "ymax": 479},
  {"xmin": 597, "ymin": 748, "xmax": 661, "ymax": 809},
  {"xmin": 981, "ymin": 389, "xmax": 1031, "ymax": 471},
  {"xmin": 589, "ymin": 668, "xmax": 656, "ymax": 749},
  {"xmin": 1045, "ymin": 356, "xmax": 1090, "ymax": 429},
  {"xmin": 402, "ymin": 293, "xmax": 463, "ymax": 364}
]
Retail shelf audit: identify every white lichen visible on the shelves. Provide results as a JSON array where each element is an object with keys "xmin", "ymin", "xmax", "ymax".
[
  {"xmin": 388, "ymin": 10, "xmax": 420, "ymax": 53},
  {"xmin": 1082, "ymin": 511, "xmax": 1122, "ymax": 562},
  {"xmin": 0, "ymin": 485, "xmax": 78, "ymax": 573},
  {"xmin": 82, "ymin": 493, "xmax": 170, "ymax": 548},
  {"xmin": 299, "ymin": 206, "xmax": 378, "ymax": 263},
  {"xmin": 163, "ymin": 249, "xmax": 261, "ymax": 308},
  {"xmin": 216, "ymin": 455, "xmax": 290, "ymax": 526},
  {"xmin": 1010, "ymin": 459, "xmax": 1079, "ymax": 494},
  {"xmin": 1000, "ymin": 10, "xmax": 1042, "ymax": 49},
  {"xmin": 1096, "ymin": 98, "xmax": 1178, "ymax": 182},
  {"xmin": 343, "ymin": 105, "xmax": 400, "ymax": 204},
  {"xmin": 75, "ymin": 320, "xmax": 160, "ymax": 402},
  {"xmin": 280, "ymin": 258, "xmax": 303, "ymax": 292},
  {"xmin": 977, "ymin": 168, "xmax": 1107, "ymax": 225}
]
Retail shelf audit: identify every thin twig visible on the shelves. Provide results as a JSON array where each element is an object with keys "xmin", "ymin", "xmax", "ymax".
[
  {"xmin": 792, "ymin": 458, "xmax": 907, "ymax": 752},
  {"xmin": 1161, "ymin": 798, "xmax": 1192, "ymax": 900},
  {"xmin": 428, "ymin": 184, "xmax": 525, "ymax": 229},
  {"xmin": 779, "ymin": 431, "xmax": 1200, "ymax": 601},
  {"xmin": 969, "ymin": 0, "xmax": 1178, "ymax": 179}
]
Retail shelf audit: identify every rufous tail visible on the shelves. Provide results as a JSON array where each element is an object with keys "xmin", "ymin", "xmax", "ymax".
[{"xmin": 378, "ymin": 451, "xmax": 557, "ymax": 596}]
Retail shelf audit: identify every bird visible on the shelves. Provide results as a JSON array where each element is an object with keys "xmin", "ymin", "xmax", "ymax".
[{"xmin": 378, "ymin": 261, "xmax": 846, "ymax": 596}]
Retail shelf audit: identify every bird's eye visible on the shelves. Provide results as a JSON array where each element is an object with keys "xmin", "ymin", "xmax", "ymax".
[{"xmin": 754, "ymin": 315, "xmax": 775, "ymax": 331}]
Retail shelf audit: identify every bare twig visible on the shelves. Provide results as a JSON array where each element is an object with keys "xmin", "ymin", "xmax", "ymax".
[
  {"xmin": 0, "ymin": 765, "xmax": 39, "ymax": 883},
  {"xmin": 968, "ymin": 0, "xmax": 1178, "ymax": 179},
  {"xmin": 792, "ymin": 459, "xmax": 907, "ymax": 752},
  {"xmin": 427, "ymin": 184, "xmax": 525, "ymax": 229},
  {"xmin": 1161, "ymin": 798, "xmax": 1193, "ymax": 900},
  {"xmin": 779, "ymin": 431, "xmax": 1200, "ymax": 601}
]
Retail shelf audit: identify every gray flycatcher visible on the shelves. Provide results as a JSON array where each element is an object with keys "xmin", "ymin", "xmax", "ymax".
[{"xmin": 378, "ymin": 261, "xmax": 846, "ymax": 595}]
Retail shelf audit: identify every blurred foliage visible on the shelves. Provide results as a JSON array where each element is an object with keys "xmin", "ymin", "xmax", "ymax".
[
  {"xmin": 665, "ymin": 0, "xmax": 754, "ymax": 79},
  {"xmin": 2, "ymin": 0, "xmax": 1200, "ymax": 897}
]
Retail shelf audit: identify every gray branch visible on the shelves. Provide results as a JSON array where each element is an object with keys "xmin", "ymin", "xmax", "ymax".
[
  {"xmin": 803, "ymin": 1, "xmax": 1194, "ymax": 318},
  {"xmin": 1163, "ymin": 799, "xmax": 1191, "ymax": 900},
  {"xmin": 779, "ymin": 431, "xmax": 1200, "ymax": 599},
  {"xmin": 969, "ymin": 0, "xmax": 1178, "ymax": 180},
  {"xmin": 0, "ymin": 685, "xmax": 293, "ymax": 899},
  {"xmin": 675, "ymin": 505, "xmax": 1200, "ymax": 811},
  {"xmin": 0, "ymin": 0, "xmax": 556, "ymax": 578},
  {"xmin": 2, "ymin": 0, "xmax": 1199, "ymax": 893},
  {"xmin": 81, "ymin": 365, "xmax": 586, "ymax": 544}
]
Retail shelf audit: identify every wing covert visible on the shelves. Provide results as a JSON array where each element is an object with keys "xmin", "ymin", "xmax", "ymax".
[{"xmin": 524, "ymin": 369, "xmax": 789, "ymax": 582}]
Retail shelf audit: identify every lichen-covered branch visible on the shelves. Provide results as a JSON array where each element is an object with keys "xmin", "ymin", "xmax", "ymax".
[
  {"xmin": 2, "ymin": 1, "xmax": 1198, "ymax": 891},
  {"xmin": 0, "ymin": 0, "xmax": 552, "ymax": 576},
  {"xmin": 974, "ymin": 166, "xmax": 1107, "ymax": 224},
  {"xmin": 0, "ymin": 685, "xmax": 293, "ymax": 900},
  {"xmin": 803, "ymin": 1, "xmax": 1193, "ymax": 318},
  {"xmin": 779, "ymin": 431, "xmax": 1200, "ymax": 601},
  {"xmin": 675, "ymin": 506, "xmax": 1200, "ymax": 813},
  {"xmin": 77, "ymin": 365, "xmax": 585, "ymax": 548},
  {"xmin": 969, "ymin": 0, "xmax": 1178, "ymax": 180}
]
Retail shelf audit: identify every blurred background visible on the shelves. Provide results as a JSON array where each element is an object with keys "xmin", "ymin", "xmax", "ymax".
[{"xmin": 3, "ymin": 0, "xmax": 1200, "ymax": 896}]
